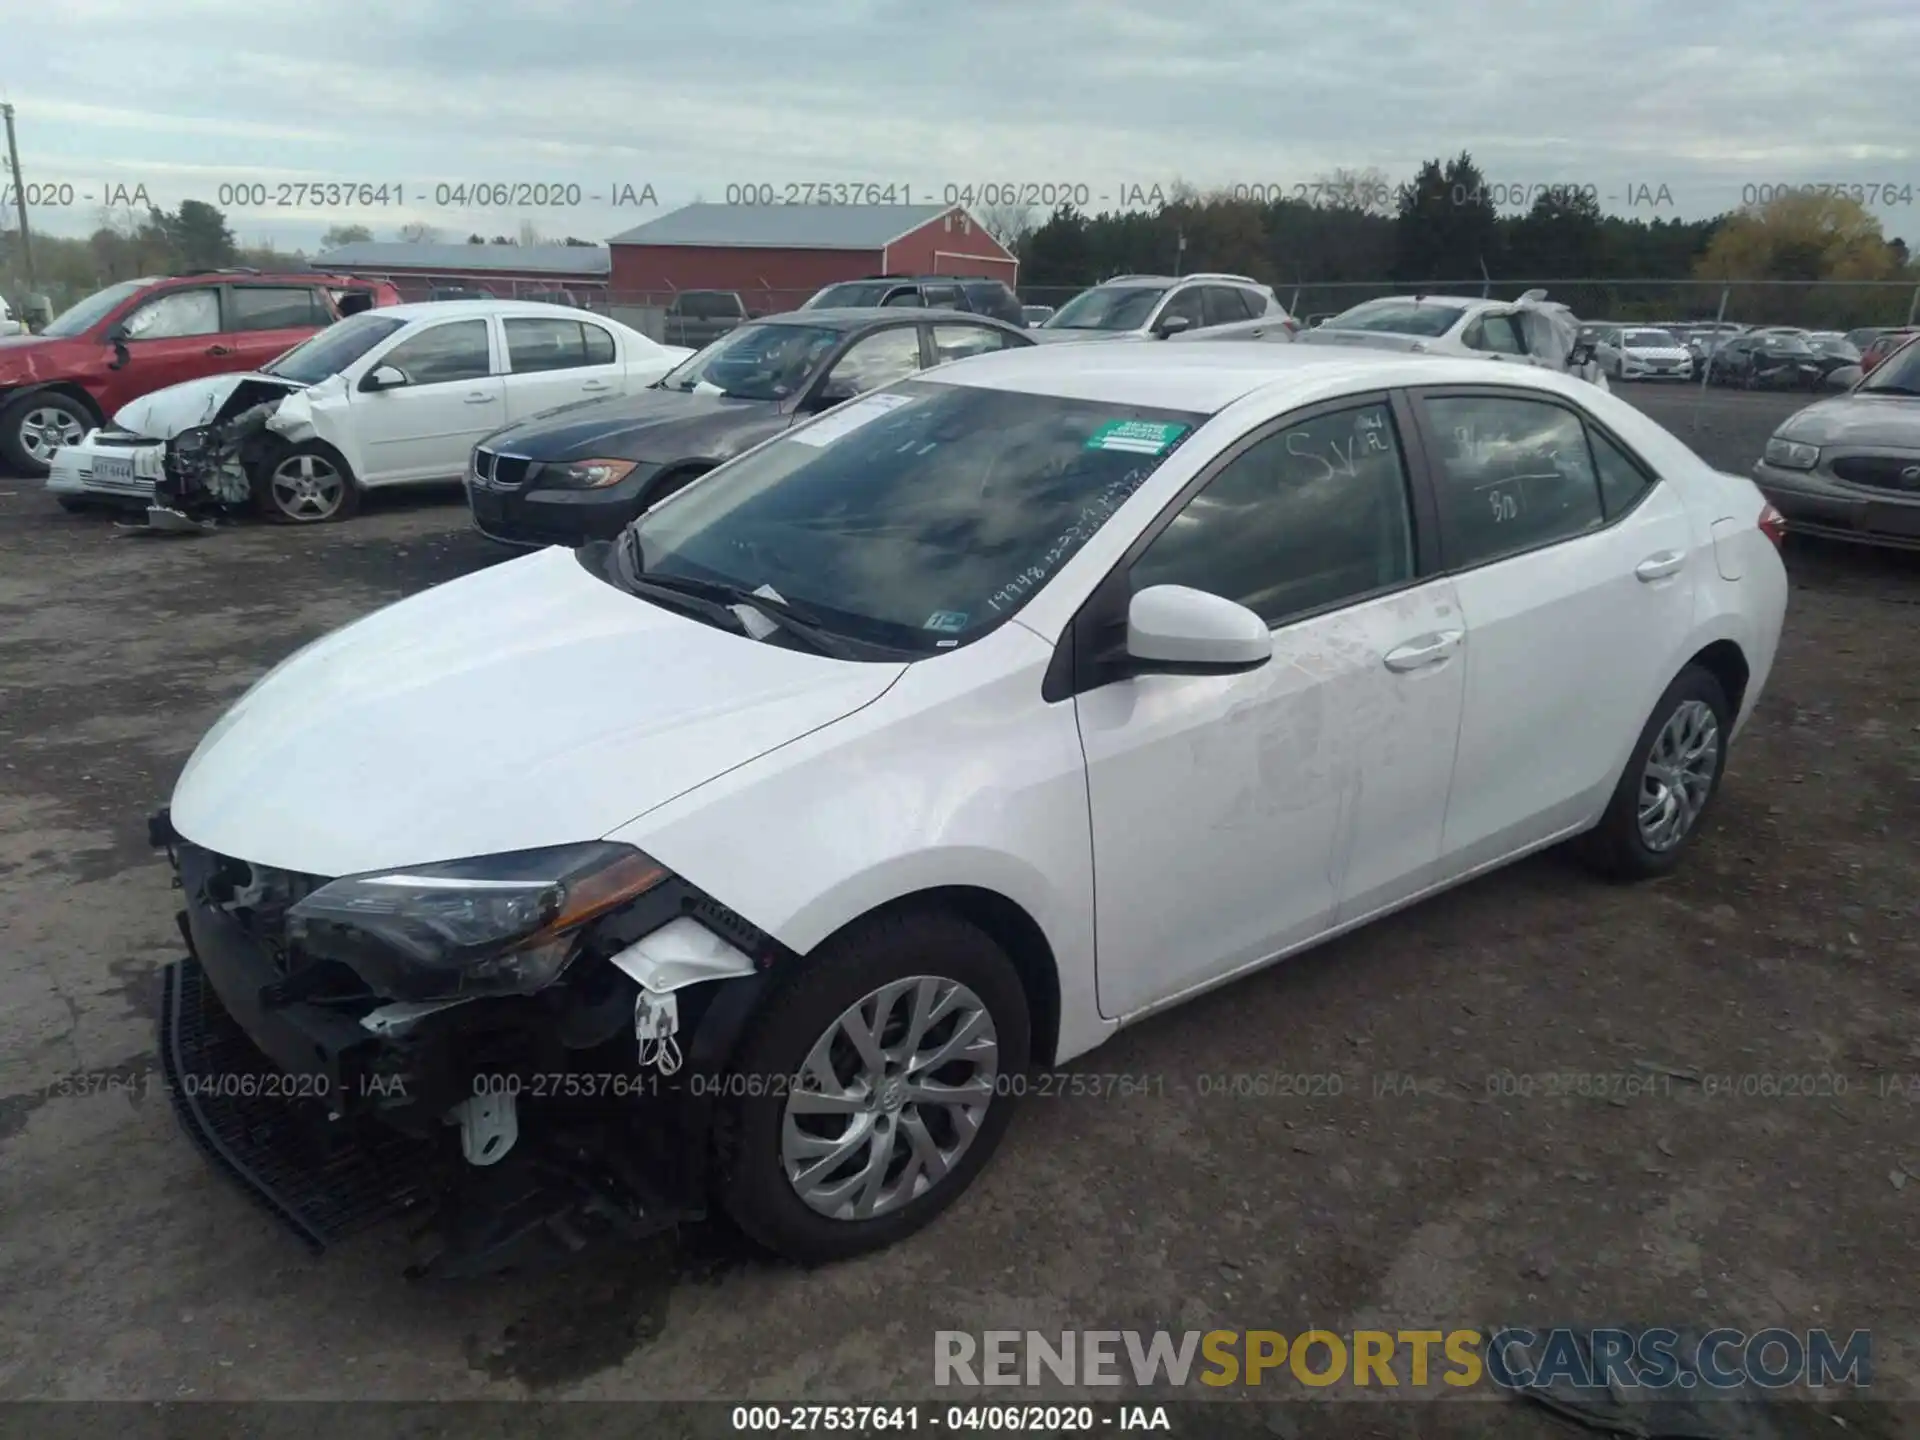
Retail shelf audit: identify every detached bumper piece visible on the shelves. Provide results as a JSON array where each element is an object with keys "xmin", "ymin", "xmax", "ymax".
[{"xmin": 160, "ymin": 955, "xmax": 436, "ymax": 1252}]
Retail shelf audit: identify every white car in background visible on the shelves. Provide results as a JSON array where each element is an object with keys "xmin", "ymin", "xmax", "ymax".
[
  {"xmin": 158, "ymin": 341, "xmax": 1786, "ymax": 1264},
  {"xmin": 1300, "ymin": 292, "xmax": 1610, "ymax": 388},
  {"xmin": 1607, "ymin": 327, "xmax": 1694, "ymax": 381},
  {"xmin": 1033, "ymin": 273, "xmax": 1294, "ymax": 343},
  {"xmin": 46, "ymin": 301, "xmax": 690, "ymax": 525}
]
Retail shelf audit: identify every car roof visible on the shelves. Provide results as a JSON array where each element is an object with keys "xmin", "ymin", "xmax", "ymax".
[
  {"xmin": 373, "ymin": 299, "xmax": 619, "ymax": 322},
  {"xmin": 758, "ymin": 306, "xmax": 1010, "ymax": 329},
  {"xmin": 917, "ymin": 338, "xmax": 1592, "ymax": 413}
]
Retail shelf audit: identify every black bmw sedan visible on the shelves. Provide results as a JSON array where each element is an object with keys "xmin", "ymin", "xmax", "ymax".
[{"xmin": 465, "ymin": 307, "xmax": 1033, "ymax": 546}]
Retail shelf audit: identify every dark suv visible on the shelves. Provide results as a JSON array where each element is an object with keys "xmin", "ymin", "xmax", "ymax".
[
  {"xmin": 800, "ymin": 275, "xmax": 1024, "ymax": 326},
  {"xmin": 663, "ymin": 290, "xmax": 749, "ymax": 348}
]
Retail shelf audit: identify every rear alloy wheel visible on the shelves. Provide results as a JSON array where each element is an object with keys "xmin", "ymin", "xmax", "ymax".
[
  {"xmin": 259, "ymin": 445, "xmax": 358, "ymax": 524},
  {"xmin": 713, "ymin": 909, "xmax": 1029, "ymax": 1263},
  {"xmin": 1577, "ymin": 665, "xmax": 1731, "ymax": 881},
  {"xmin": 0, "ymin": 393, "xmax": 93, "ymax": 477}
]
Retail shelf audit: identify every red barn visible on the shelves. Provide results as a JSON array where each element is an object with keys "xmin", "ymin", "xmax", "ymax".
[
  {"xmin": 310, "ymin": 241, "xmax": 610, "ymax": 301},
  {"xmin": 606, "ymin": 204, "xmax": 1016, "ymax": 312}
]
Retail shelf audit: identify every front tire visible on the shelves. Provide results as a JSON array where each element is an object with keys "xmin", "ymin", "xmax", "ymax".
[
  {"xmin": 1577, "ymin": 665, "xmax": 1731, "ymax": 881},
  {"xmin": 713, "ymin": 909, "xmax": 1030, "ymax": 1264},
  {"xmin": 254, "ymin": 442, "xmax": 359, "ymax": 524},
  {"xmin": 0, "ymin": 391, "xmax": 96, "ymax": 477}
]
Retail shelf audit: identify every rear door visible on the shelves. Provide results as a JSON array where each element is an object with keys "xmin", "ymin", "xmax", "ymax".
[
  {"xmin": 225, "ymin": 283, "xmax": 332, "ymax": 372},
  {"xmin": 500, "ymin": 314, "xmax": 626, "ymax": 423},
  {"xmin": 104, "ymin": 285, "xmax": 230, "ymax": 407},
  {"xmin": 350, "ymin": 316, "xmax": 504, "ymax": 483},
  {"xmin": 1405, "ymin": 387, "xmax": 1699, "ymax": 875}
]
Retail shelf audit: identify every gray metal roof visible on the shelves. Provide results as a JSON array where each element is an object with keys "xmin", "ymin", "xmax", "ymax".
[
  {"xmin": 312, "ymin": 242, "xmax": 611, "ymax": 275},
  {"xmin": 607, "ymin": 203, "xmax": 957, "ymax": 250}
]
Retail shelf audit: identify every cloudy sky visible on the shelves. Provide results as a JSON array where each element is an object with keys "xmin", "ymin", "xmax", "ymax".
[{"xmin": 3, "ymin": 0, "xmax": 1918, "ymax": 253}]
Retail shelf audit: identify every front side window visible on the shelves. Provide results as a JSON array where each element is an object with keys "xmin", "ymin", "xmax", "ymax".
[
  {"xmin": 1155, "ymin": 288, "xmax": 1207, "ymax": 330},
  {"xmin": 122, "ymin": 289, "xmax": 220, "ymax": 340},
  {"xmin": 378, "ymin": 319, "xmax": 493, "ymax": 385},
  {"xmin": 623, "ymin": 379, "xmax": 1207, "ymax": 653},
  {"xmin": 1464, "ymin": 313, "xmax": 1525, "ymax": 355},
  {"xmin": 1045, "ymin": 284, "xmax": 1167, "ymax": 331},
  {"xmin": 817, "ymin": 326, "xmax": 924, "ymax": 401},
  {"xmin": 1131, "ymin": 402, "xmax": 1416, "ymax": 626},
  {"xmin": 1421, "ymin": 394, "xmax": 1605, "ymax": 566}
]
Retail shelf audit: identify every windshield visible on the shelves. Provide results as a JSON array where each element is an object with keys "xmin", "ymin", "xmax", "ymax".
[
  {"xmin": 1762, "ymin": 336, "xmax": 1813, "ymax": 354},
  {"xmin": 1045, "ymin": 285, "xmax": 1167, "ymax": 331},
  {"xmin": 1623, "ymin": 329, "xmax": 1679, "ymax": 348},
  {"xmin": 41, "ymin": 280, "xmax": 151, "ymax": 338},
  {"xmin": 653, "ymin": 321, "xmax": 843, "ymax": 401},
  {"xmin": 623, "ymin": 378, "xmax": 1206, "ymax": 654},
  {"xmin": 1859, "ymin": 336, "xmax": 1920, "ymax": 393},
  {"xmin": 263, "ymin": 313, "xmax": 407, "ymax": 384},
  {"xmin": 807, "ymin": 282, "xmax": 892, "ymax": 309},
  {"xmin": 1323, "ymin": 300, "xmax": 1466, "ymax": 337},
  {"xmin": 1810, "ymin": 337, "xmax": 1860, "ymax": 359}
]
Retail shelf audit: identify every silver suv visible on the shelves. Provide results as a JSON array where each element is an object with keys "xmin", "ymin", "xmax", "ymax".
[{"xmin": 1032, "ymin": 274, "xmax": 1292, "ymax": 343}]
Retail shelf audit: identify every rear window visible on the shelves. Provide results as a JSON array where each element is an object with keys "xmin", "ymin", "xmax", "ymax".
[
  {"xmin": 807, "ymin": 282, "xmax": 891, "ymax": 309},
  {"xmin": 1326, "ymin": 300, "xmax": 1466, "ymax": 337}
]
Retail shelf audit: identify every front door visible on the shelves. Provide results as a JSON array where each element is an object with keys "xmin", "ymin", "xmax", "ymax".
[
  {"xmin": 104, "ymin": 286, "xmax": 229, "ymax": 409},
  {"xmin": 1408, "ymin": 388, "xmax": 1701, "ymax": 874},
  {"xmin": 1077, "ymin": 396, "xmax": 1468, "ymax": 1017},
  {"xmin": 351, "ymin": 317, "xmax": 504, "ymax": 483}
]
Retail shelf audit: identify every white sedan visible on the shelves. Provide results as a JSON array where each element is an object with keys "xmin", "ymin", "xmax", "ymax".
[
  {"xmin": 46, "ymin": 300, "xmax": 690, "ymax": 524},
  {"xmin": 1300, "ymin": 292, "xmax": 1611, "ymax": 388},
  {"xmin": 158, "ymin": 342, "xmax": 1787, "ymax": 1264}
]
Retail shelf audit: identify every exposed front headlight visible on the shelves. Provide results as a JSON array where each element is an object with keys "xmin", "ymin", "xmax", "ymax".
[
  {"xmin": 288, "ymin": 842, "xmax": 669, "ymax": 1001},
  {"xmin": 1764, "ymin": 437, "xmax": 1820, "ymax": 470},
  {"xmin": 539, "ymin": 457, "xmax": 646, "ymax": 490}
]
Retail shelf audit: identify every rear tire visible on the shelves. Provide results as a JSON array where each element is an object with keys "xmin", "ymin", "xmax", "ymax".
[
  {"xmin": 1576, "ymin": 665, "xmax": 1732, "ymax": 881},
  {"xmin": 55, "ymin": 496, "xmax": 93, "ymax": 514},
  {"xmin": 712, "ymin": 908, "xmax": 1030, "ymax": 1264}
]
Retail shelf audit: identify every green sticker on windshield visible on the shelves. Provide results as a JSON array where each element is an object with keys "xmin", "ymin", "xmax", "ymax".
[{"xmin": 1086, "ymin": 420, "xmax": 1189, "ymax": 455}]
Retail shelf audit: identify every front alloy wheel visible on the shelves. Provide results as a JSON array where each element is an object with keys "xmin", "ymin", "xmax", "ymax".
[
  {"xmin": 782, "ymin": 976, "xmax": 998, "ymax": 1221},
  {"xmin": 264, "ymin": 449, "xmax": 354, "ymax": 523},
  {"xmin": 714, "ymin": 908, "xmax": 1029, "ymax": 1263}
]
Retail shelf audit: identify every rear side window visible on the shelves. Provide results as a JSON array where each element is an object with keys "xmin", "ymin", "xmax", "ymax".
[
  {"xmin": 229, "ymin": 286, "xmax": 327, "ymax": 331},
  {"xmin": 1203, "ymin": 286, "xmax": 1253, "ymax": 326},
  {"xmin": 931, "ymin": 323, "xmax": 1010, "ymax": 362},
  {"xmin": 921, "ymin": 284, "xmax": 962, "ymax": 309},
  {"xmin": 505, "ymin": 316, "xmax": 592, "ymax": 372},
  {"xmin": 1589, "ymin": 426, "xmax": 1655, "ymax": 519},
  {"xmin": 1421, "ymin": 394, "xmax": 1605, "ymax": 567},
  {"xmin": 1131, "ymin": 402, "xmax": 1416, "ymax": 627},
  {"xmin": 1464, "ymin": 313, "xmax": 1526, "ymax": 355},
  {"xmin": 583, "ymin": 322, "xmax": 617, "ymax": 364}
]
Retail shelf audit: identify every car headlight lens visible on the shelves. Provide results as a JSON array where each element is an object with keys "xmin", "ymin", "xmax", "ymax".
[
  {"xmin": 541, "ymin": 458, "xmax": 643, "ymax": 490},
  {"xmin": 287, "ymin": 842, "xmax": 669, "ymax": 1000},
  {"xmin": 1764, "ymin": 437, "xmax": 1820, "ymax": 470}
]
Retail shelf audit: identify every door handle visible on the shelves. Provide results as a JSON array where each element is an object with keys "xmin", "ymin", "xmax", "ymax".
[
  {"xmin": 1383, "ymin": 629, "xmax": 1463, "ymax": 672},
  {"xmin": 206, "ymin": 345, "xmax": 233, "ymax": 356},
  {"xmin": 1635, "ymin": 550, "xmax": 1686, "ymax": 582},
  {"xmin": 581, "ymin": 380, "xmax": 611, "ymax": 391},
  {"xmin": 464, "ymin": 392, "xmax": 497, "ymax": 404}
]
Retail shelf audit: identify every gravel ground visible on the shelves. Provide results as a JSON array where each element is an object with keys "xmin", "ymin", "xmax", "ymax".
[{"xmin": 0, "ymin": 383, "xmax": 1915, "ymax": 1434}]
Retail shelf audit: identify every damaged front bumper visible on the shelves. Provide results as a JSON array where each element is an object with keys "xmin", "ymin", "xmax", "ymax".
[{"xmin": 151, "ymin": 807, "xmax": 782, "ymax": 1276}]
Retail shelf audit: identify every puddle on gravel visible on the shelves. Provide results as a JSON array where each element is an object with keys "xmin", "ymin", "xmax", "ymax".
[{"xmin": 461, "ymin": 1218, "xmax": 762, "ymax": 1390}]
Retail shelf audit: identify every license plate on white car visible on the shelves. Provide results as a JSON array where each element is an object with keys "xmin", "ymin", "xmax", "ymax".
[{"xmin": 90, "ymin": 454, "xmax": 135, "ymax": 484}]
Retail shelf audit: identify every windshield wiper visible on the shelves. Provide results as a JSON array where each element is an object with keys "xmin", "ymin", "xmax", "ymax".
[{"xmin": 612, "ymin": 533, "xmax": 865, "ymax": 658}]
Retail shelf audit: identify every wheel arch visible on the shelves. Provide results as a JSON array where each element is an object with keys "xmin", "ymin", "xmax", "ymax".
[
  {"xmin": 797, "ymin": 885, "xmax": 1064, "ymax": 1068},
  {"xmin": 2, "ymin": 381, "xmax": 104, "ymax": 426},
  {"xmin": 1684, "ymin": 637, "xmax": 1750, "ymax": 721}
]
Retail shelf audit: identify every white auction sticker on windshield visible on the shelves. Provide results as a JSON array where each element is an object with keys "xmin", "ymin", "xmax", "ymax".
[{"xmin": 790, "ymin": 392, "xmax": 918, "ymax": 447}]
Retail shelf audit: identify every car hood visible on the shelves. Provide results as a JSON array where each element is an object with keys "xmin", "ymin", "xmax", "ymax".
[
  {"xmin": 488, "ymin": 385, "xmax": 784, "ymax": 461},
  {"xmin": 1776, "ymin": 393, "xmax": 1920, "ymax": 447},
  {"xmin": 113, "ymin": 372, "xmax": 306, "ymax": 437},
  {"xmin": 169, "ymin": 545, "xmax": 906, "ymax": 876}
]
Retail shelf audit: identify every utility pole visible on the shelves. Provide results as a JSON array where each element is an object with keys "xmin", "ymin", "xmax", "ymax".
[
  {"xmin": 1, "ymin": 103, "xmax": 33, "ymax": 293},
  {"xmin": 1173, "ymin": 228, "xmax": 1185, "ymax": 277}
]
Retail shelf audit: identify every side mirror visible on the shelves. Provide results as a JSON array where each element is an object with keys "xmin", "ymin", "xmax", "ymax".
[
  {"xmin": 1124, "ymin": 585, "xmax": 1270, "ymax": 674},
  {"xmin": 1154, "ymin": 314, "xmax": 1193, "ymax": 338},
  {"xmin": 361, "ymin": 364, "xmax": 407, "ymax": 392}
]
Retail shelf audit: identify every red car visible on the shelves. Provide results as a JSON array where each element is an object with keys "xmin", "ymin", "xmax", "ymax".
[
  {"xmin": 0, "ymin": 268, "xmax": 401, "ymax": 476},
  {"xmin": 1860, "ymin": 328, "xmax": 1919, "ymax": 374}
]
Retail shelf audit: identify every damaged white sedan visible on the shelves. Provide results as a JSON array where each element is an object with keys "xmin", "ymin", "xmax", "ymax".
[{"xmin": 46, "ymin": 300, "xmax": 690, "ymax": 527}]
